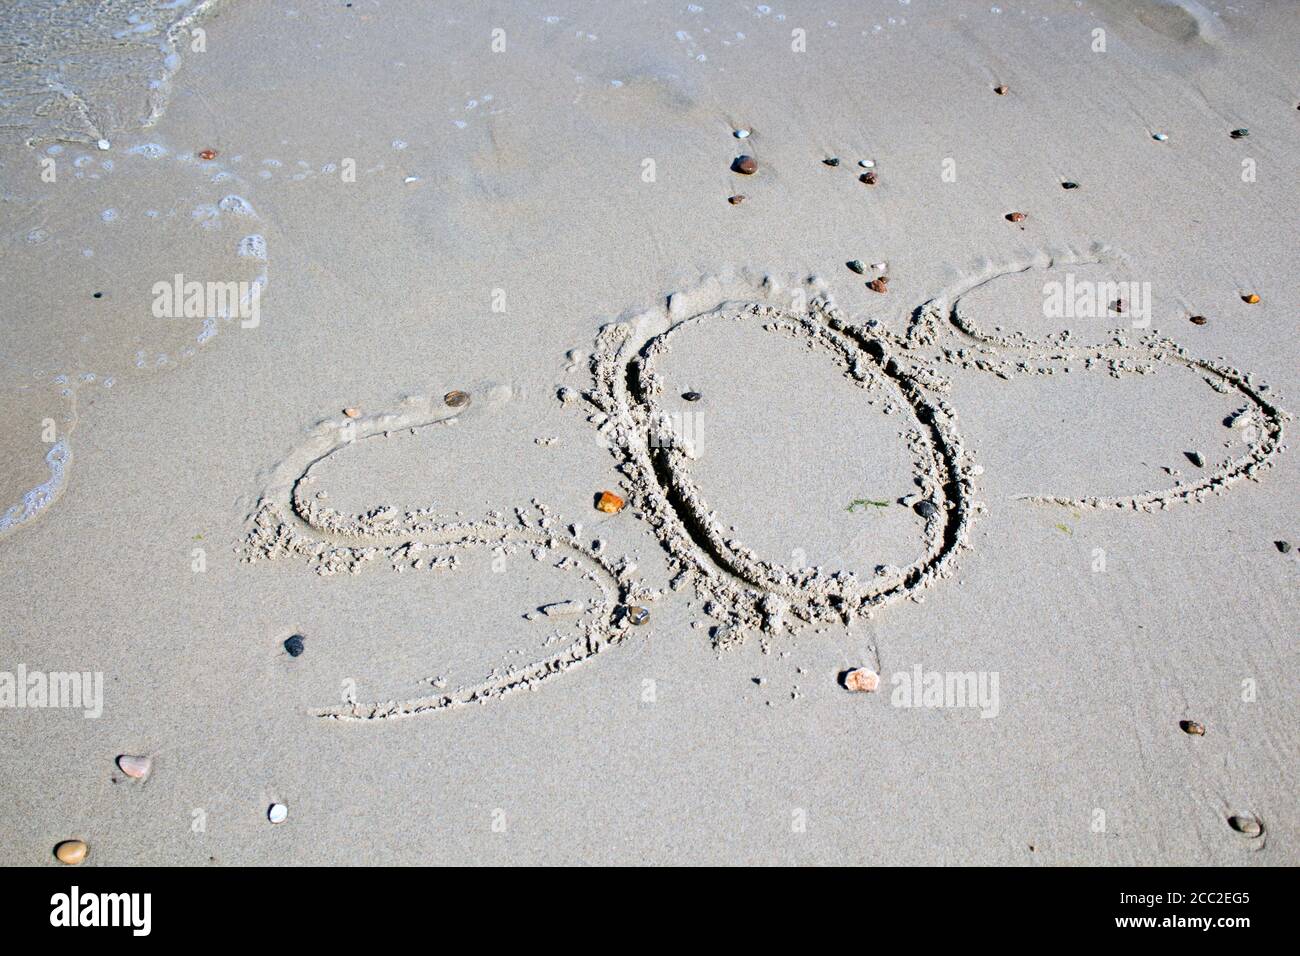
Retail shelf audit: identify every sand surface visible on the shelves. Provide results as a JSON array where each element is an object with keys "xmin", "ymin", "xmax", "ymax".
[{"xmin": 1, "ymin": 0, "xmax": 1296, "ymax": 865}]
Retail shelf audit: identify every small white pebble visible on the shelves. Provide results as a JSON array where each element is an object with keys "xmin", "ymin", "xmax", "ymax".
[
  {"xmin": 268, "ymin": 803, "xmax": 288, "ymax": 824},
  {"xmin": 96, "ymin": 139, "xmax": 110, "ymax": 150},
  {"xmin": 734, "ymin": 128, "xmax": 750, "ymax": 138},
  {"xmin": 858, "ymin": 158, "xmax": 875, "ymax": 168}
]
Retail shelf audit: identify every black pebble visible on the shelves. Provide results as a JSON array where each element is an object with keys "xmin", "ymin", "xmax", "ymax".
[
  {"xmin": 1277, "ymin": 541, "xmax": 1292, "ymax": 554},
  {"xmin": 914, "ymin": 500, "xmax": 939, "ymax": 519},
  {"xmin": 1185, "ymin": 451, "xmax": 1204, "ymax": 468},
  {"xmin": 92, "ymin": 292, "xmax": 103, "ymax": 299},
  {"xmin": 1061, "ymin": 181, "xmax": 1079, "ymax": 189},
  {"xmin": 283, "ymin": 635, "xmax": 305, "ymax": 657},
  {"xmin": 682, "ymin": 391, "xmax": 702, "ymax": 402},
  {"xmin": 823, "ymin": 157, "xmax": 840, "ymax": 167}
]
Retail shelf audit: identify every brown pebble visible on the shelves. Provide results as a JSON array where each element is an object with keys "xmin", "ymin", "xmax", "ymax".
[
  {"xmin": 732, "ymin": 155, "xmax": 757, "ymax": 175},
  {"xmin": 727, "ymin": 194, "xmax": 745, "ymax": 205},
  {"xmin": 198, "ymin": 149, "xmax": 217, "ymax": 161},
  {"xmin": 343, "ymin": 407, "xmax": 361, "ymax": 418},
  {"xmin": 1189, "ymin": 315, "xmax": 1207, "ymax": 325},
  {"xmin": 1242, "ymin": 293, "xmax": 1260, "ymax": 304},
  {"xmin": 843, "ymin": 668, "xmax": 879, "ymax": 693},
  {"xmin": 1179, "ymin": 719, "xmax": 1206, "ymax": 736},
  {"xmin": 859, "ymin": 171, "xmax": 878, "ymax": 185},
  {"xmin": 867, "ymin": 277, "xmax": 889, "ymax": 294},
  {"xmin": 993, "ymin": 84, "xmax": 1008, "ymax": 95},
  {"xmin": 595, "ymin": 490, "xmax": 625, "ymax": 514},
  {"xmin": 54, "ymin": 840, "xmax": 87, "ymax": 865},
  {"xmin": 1006, "ymin": 211, "xmax": 1026, "ymax": 222},
  {"xmin": 444, "ymin": 390, "xmax": 471, "ymax": 408}
]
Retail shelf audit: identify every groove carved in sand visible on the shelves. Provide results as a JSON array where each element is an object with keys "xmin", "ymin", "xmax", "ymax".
[
  {"xmin": 241, "ymin": 391, "xmax": 648, "ymax": 721},
  {"xmin": 585, "ymin": 274, "xmax": 975, "ymax": 647},
  {"xmin": 897, "ymin": 251, "xmax": 1288, "ymax": 511}
]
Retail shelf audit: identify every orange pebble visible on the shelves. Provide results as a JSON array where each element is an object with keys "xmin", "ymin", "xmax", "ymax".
[{"xmin": 595, "ymin": 491, "xmax": 625, "ymax": 514}]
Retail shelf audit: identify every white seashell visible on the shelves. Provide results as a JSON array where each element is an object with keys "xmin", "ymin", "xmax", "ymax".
[
  {"xmin": 116, "ymin": 754, "xmax": 151, "ymax": 779},
  {"xmin": 268, "ymin": 803, "xmax": 288, "ymax": 824},
  {"xmin": 734, "ymin": 129, "xmax": 750, "ymax": 138},
  {"xmin": 858, "ymin": 159, "xmax": 875, "ymax": 168}
]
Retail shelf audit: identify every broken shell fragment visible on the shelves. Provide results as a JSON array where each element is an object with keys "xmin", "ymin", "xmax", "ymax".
[
  {"xmin": 343, "ymin": 407, "xmax": 361, "ymax": 418},
  {"xmin": 444, "ymin": 390, "xmax": 471, "ymax": 408},
  {"xmin": 1242, "ymin": 293, "xmax": 1260, "ymax": 304},
  {"xmin": 540, "ymin": 600, "xmax": 584, "ymax": 617},
  {"xmin": 117, "ymin": 754, "xmax": 152, "ymax": 779},
  {"xmin": 843, "ymin": 668, "xmax": 879, "ymax": 693},
  {"xmin": 626, "ymin": 605, "xmax": 650, "ymax": 626},
  {"xmin": 1229, "ymin": 128, "xmax": 1249, "ymax": 139},
  {"xmin": 54, "ymin": 840, "xmax": 88, "ymax": 865},
  {"xmin": 1179, "ymin": 719, "xmax": 1206, "ymax": 736},
  {"xmin": 268, "ymin": 803, "xmax": 288, "ymax": 824},
  {"xmin": 1152, "ymin": 132, "xmax": 1169, "ymax": 141},
  {"xmin": 1006, "ymin": 211, "xmax": 1027, "ymax": 222},
  {"xmin": 595, "ymin": 491, "xmax": 625, "ymax": 514},
  {"xmin": 993, "ymin": 84, "xmax": 1008, "ymax": 95},
  {"xmin": 732, "ymin": 155, "xmax": 757, "ymax": 175},
  {"xmin": 727, "ymin": 194, "xmax": 745, "ymax": 205},
  {"xmin": 1228, "ymin": 812, "xmax": 1263, "ymax": 838}
]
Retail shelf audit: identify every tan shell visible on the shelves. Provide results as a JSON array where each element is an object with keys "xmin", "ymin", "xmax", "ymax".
[
  {"xmin": 55, "ymin": 840, "xmax": 88, "ymax": 865},
  {"xmin": 117, "ymin": 754, "xmax": 152, "ymax": 779}
]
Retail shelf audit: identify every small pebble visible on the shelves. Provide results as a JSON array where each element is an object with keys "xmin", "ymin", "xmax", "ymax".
[
  {"xmin": 444, "ymin": 390, "xmax": 471, "ymax": 408},
  {"xmin": 867, "ymin": 277, "xmax": 889, "ymax": 294},
  {"xmin": 732, "ymin": 155, "xmax": 757, "ymax": 175},
  {"xmin": 857, "ymin": 159, "xmax": 875, "ymax": 169},
  {"xmin": 1230, "ymin": 128, "xmax": 1249, "ymax": 139},
  {"xmin": 734, "ymin": 128, "xmax": 750, "ymax": 139},
  {"xmin": 870, "ymin": 261, "xmax": 887, "ymax": 271},
  {"xmin": 117, "ymin": 754, "xmax": 152, "ymax": 779},
  {"xmin": 682, "ymin": 391, "xmax": 702, "ymax": 402},
  {"xmin": 54, "ymin": 840, "xmax": 88, "ymax": 865},
  {"xmin": 993, "ymin": 84, "xmax": 1008, "ymax": 95},
  {"xmin": 96, "ymin": 139, "xmax": 110, "ymax": 150},
  {"xmin": 914, "ymin": 500, "xmax": 939, "ymax": 519},
  {"xmin": 859, "ymin": 171, "xmax": 878, "ymax": 185},
  {"xmin": 1179, "ymin": 719, "xmax": 1206, "ymax": 736},
  {"xmin": 343, "ymin": 407, "xmax": 361, "ymax": 418},
  {"xmin": 1228, "ymin": 812, "xmax": 1263, "ymax": 838},
  {"xmin": 1276, "ymin": 541, "xmax": 1292, "ymax": 554},
  {"xmin": 1152, "ymin": 132, "xmax": 1169, "ymax": 142},
  {"xmin": 198, "ymin": 148, "xmax": 218, "ymax": 160},
  {"xmin": 1061, "ymin": 181, "xmax": 1079, "ymax": 189},
  {"xmin": 595, "ymin": 490, "xmax": 625, "ymax": 514},
  {"xmin": 1185, "ymin": 451, "xmax": 1204, "ymax": 468},
  {"xmin": 1006, "ymin": 211, "xmax": 1027, "ymax": 222},
  {"xmin": 283, "ymin": 634, "xmax": 305, "ymax": 657},
  {"xmin": 823, "ymin": 157, "xmax": 840, "ymax": 167},
  {"xmin": 846, "ymin": 259, "xmax": 866, "ymax": 274},
  {"xmin": 843, "ymin": 668, "xmax": 879, "ymax": 693},
  {"xmin": 268, "ymin": 803, "xmax": 288, "ymax": 825},
  {"xmin": 626, "ymin": 605, "xmax": 650, "ymax": 626},
  {"xmin": 728, "ymin": 194, "xmax": 745, "ymax": 205},
  {"xmin": 557, "ymin": 386, "xmax": 577, "ymax": 404},
  {"xmin": 1242, "ymin": 293, "xmax": 1260, "ymax": 304},
  {"xmin": 1189, "ymin": 315, "xmax": 1208, "ymax": 325}
]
